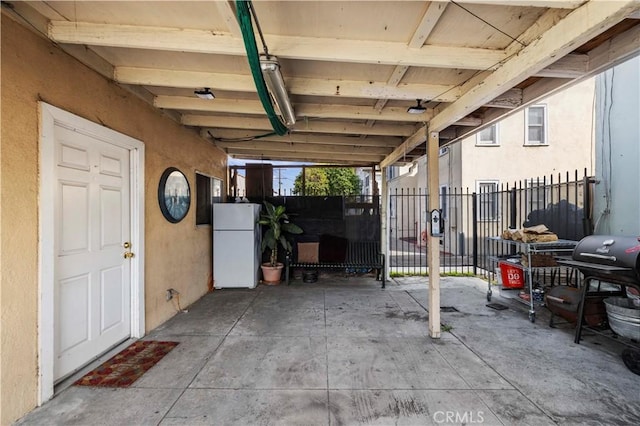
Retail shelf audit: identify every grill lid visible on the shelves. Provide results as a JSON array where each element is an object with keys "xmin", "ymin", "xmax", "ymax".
[{"xmin": 572, "ymin": 235, "xmax": 640, "ymax": 269}]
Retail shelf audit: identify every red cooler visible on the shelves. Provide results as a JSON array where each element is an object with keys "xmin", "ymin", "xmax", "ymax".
[{"xmin": 498, "ymin": 261, "xmax": 525, "ymax": 289}]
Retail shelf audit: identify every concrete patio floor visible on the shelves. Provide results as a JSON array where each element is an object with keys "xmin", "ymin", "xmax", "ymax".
[{"xmin": 17, "ymin": 274, "xmax": 640, "ymax": 425}]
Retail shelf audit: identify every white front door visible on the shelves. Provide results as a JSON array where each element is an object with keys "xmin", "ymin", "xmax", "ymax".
[{"xmin": 53, "ymin": 124, "xmax": 132, "ymax": 381}]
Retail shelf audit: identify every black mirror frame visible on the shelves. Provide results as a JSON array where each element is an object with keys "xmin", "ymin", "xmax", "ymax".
[{"xmin": 158, "ymin": 167, "xmax": 191, "ymax": 223}]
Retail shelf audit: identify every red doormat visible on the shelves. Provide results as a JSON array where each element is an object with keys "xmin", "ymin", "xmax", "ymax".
[{"xmin": 75, "ymin": 340, "xmax": 179, "ymax": 387}]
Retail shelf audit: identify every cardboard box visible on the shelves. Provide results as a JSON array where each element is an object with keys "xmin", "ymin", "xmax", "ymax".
[{"xmin": 297, "ymin": 242, "xmax": 319, "ymax": 263}]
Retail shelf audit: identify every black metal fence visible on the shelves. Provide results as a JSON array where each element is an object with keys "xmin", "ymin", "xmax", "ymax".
[
  {"xmin": 389, "ymin": 169, "xmax": 594, "ymax": 276},
  {"xmin": 229, "ymin": 168, "xmax": 593, "ymax": 278}
]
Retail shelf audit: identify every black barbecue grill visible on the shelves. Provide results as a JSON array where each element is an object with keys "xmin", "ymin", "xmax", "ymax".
[
  {"xmin": 560, "ymin": 235, "xmax": 640, "ymax": 286},
  {"xmin": 558, "ymin": 235, "xmax": 640, "ymax": 375}
]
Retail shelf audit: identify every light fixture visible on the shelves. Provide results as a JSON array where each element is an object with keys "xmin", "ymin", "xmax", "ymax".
[
  {"xmin": 194, "ymin": 88, "xmax": 215, "ymax": 100},
  {"xmin": 407, "ymin": 99, "xmax": 427, "ymax": 114},
  {"xmin": 259, "ymin": 55, "xmax": 296, "ymax": 126}
]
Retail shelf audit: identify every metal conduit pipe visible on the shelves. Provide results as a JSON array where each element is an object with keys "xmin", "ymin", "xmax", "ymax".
[{"xmin": 235, "ymin": 0, "xmax": 289, "ymax": 135}]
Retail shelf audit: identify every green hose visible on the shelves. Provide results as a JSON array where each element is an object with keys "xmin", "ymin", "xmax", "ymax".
[{"xmin": 236, "ymin": 0, "xmax": 289, "ymax": 135}]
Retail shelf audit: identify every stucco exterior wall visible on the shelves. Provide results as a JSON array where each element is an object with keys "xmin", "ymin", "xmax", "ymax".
[
  {"xmin": 1, "ymin": 15, "xmax": 226, "ymax": 424},
  {"xmin": 594, "ymin": 56, "xmax": 640, "ymax": 236},
  {"xmin": 455, "ymin": 78, "xmax": 596, "ymax": 190}
]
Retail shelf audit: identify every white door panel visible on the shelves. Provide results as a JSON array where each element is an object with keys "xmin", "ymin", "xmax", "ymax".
[{"xmin": 54, "ymin": 125, "xmax": 132, "ymax": 381}]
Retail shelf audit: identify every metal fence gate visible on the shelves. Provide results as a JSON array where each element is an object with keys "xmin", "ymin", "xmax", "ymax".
[{"xmin": 388, "ymin": 169, "xmax": 594, "ymax": 276}]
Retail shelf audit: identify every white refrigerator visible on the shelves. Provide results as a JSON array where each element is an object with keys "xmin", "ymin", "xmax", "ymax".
[{"xmin": 213, "ymin": 203, "xmax": 262, "ymax": 289}]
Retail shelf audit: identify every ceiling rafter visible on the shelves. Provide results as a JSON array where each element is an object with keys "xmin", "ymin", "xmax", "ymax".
[
  {"xmin": 225, "ymin": 149, "xmax": 384, "ymax": 164},
  {"xmin": 185, "ymin": 116, "xmax": 418, "ymax": 137},
  {"xmin": 381, "ymin": 0, "xmax": 640, "ymax": 167},
  {"xmin": 203, "ymin": 130, "xmax": 402, "ymax": 148},
  {"xmin": 11, "ymin": 0, "xmax": 637, "ymax": 170},
  {"xmin": 373, "ymin": 1, "xmax": 448, "ymax": 115},
  {"xmin": 451, "ymin": 22, "xmax": 640, "ymax": 144},
  {"xmin": 215, "ymin": 140, "xmax": 392, "ymax": 156},
  {"xmin": 429, "ymin": 1, "xmax": 639, "ymax": 132},
  {"xmin": 451, "ymin": 0, "xmax": 585, "ymax": 8},
  {"xmin": 114, "ymin": 67, "xmax": 461, "ymax": 102},
  {"xmin": 214, "ymin": 0, "xmax": 241, "ymax": 38},
  {"xmin": 48, "ymin": 21, "xmax": 508, "ymax": 70},
  {"xmin": 155, "ymin": 96, "xmax": 435, "ymax": 122}
]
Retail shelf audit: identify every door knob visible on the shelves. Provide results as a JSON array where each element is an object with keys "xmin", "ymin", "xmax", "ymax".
[
  {"xmin": 123, "ymin": 242, "xmax": 131, "ymax": 249},
  {"xmin": 124, "ymin": 251, "xmax": 135, "ymax": 259}
]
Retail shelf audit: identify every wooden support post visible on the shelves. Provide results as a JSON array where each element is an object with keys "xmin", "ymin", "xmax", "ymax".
[
  {"xmin": 427, "ymin": 129, "xmax": 441, "ymax": 338},
  {"xmin": 302, "ymin": 166, "xmax": 306, "ymax": 196},
  {"xmin": 371, "ymin": 165, "xmax": 379, "ymax": 196}
]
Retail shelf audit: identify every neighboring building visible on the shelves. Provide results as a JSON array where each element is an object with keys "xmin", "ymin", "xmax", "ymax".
[
  {"xmin": 236, "ymin": 172, "xmax": 247, "ymax": 197},
  {"xmin": 388, "ymin": 78, "xmax": 596, "ymax": 251},
  {"xmin": 356, "ymin": 168, "xmax": 382, "ymax": 196},
  {"xmin": 593, "ymin": 56, "xmax": 640, "ymax": 236},
  {"xmin": 443, "ymin": 77, "xmax": 595, "ymax": 192}
]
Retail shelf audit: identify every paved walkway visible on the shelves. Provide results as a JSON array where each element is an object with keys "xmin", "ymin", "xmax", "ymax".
[{"xmin": 17, "ymin": 275, "xmax": 640, "ymax": 425}]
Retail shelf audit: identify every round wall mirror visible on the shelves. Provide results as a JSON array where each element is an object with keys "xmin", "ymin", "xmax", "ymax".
[{"xmin": 158, "ymin": 167, "xmax": 191, "ymax": 223}]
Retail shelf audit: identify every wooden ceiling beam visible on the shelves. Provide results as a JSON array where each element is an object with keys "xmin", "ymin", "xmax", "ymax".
[
  {"xmin": 484, "ymin": 88, "xmax": 523, "ymax": 109},
  {"xmin": 382, "ymin": 0, "xmax": 639, "ymax": 167},
  {"xmin": 372, "ymin": 2, "xmax": 448, "ymax": 113},
  {"xmin": 505, "ymin": 9, "xmax": 573, "ymax": 57},
  {"xmin": 409, "ymin": 1, "xmax": 448, "ymax": 48},
  {"xmin": 451, "ymin": 0, "xmax": 584, "ymax": 8},
  {"xmin": 534, "ymin": 53, "xmax": 588, "ymax": 78},
  {"xmin": 214, "ymin": 0, "xmax": 241, "ymax": 38},
  {"xmin": 295, "ymin": 103, "xmax": 433, "ymax": 122},
  {"xmin": 586, "ymin": 22, "xmax": 640, "ymax": 74},
  {"xmin": 185, "ymin": 115, "xmax": 418, "ymax": 137},
  {"xmin": 203, "ymin": 129, "xmax": 401, "ymax": 148},
  {"xmin": 458, "ymin": 24, "xmax": 640, "ymax": 142},
  {"xmin": 441, "ymin": 22, "xmax": 640, "ymax": 146},
  {"xmin": 7, "ymin": 2, "xmax": 114, "ymax": 79},
  {"xmin": 429, "ymin": 1, "xmax": 639, "ymax": 133},
  {"xmin": 115, "ymin": 67, "xmax": 460, "ymax": 102},
  {"xmin": 381, "ymin": 126, "xmax": 427, "ymax": 168},
  {"xmin": 215, "ymin": 140, "xmax": 392, "ymax": 156},
  {"xmin": 155, "ymin": 96, "xmax": 434, "ymax": 122},
  {"xmin": 48, "ymin": 21, "xmax": 507, "ymax": 70},
  {"xmin": 225, "ymin": 149, "xmax": 383, "ymax": 164},
  {"xmin": 445, "ymin": 77, "xmax": 573, "ymax": 144}
]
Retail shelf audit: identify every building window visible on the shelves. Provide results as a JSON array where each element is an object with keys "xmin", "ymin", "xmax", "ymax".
[
  {"xmin": 387, "ymin": 166, "xmax": 398, "ymax": 180},
  {"xmin": 525, "ymin": 105, "xmax": 547, "ymax": 145},
  {"xmin": 476, "ymin": 124, "xmax": 499, "ymax": 145},
  {"xmin": 525, "ymin": 179, "xmax": 547, "ymax": 213},
  {"xmin": 476, "ymin": 180, "xmax": 499, "ymax": 221},
  {"xmin": 196, "ymin": 172, "xmax": 223, "ymax": 225}
]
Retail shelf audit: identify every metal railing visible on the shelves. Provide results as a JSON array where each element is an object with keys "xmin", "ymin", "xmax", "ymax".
[{"xmin": 389, "ymin": 169, "xmax": 594, "ymax": 276}]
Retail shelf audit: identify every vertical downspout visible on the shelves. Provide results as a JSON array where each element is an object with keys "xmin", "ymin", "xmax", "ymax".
[{"xmin": 381, "ymin": 165, "xmax": 389, "ymax": 285}]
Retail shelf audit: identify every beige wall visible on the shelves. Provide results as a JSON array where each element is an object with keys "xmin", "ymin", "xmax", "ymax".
[
  {"xmin": 1, "ymin": 15, "xmax": 227, "ymax": 424},
  {"xmin": 456, "ymin": 78, "xmax": 596, "ymax": 189}
]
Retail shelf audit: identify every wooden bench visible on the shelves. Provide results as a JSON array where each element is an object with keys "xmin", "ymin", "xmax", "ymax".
[{"xmin": 285, "ymin": 240, "xmax": 386, "ymax": 288}]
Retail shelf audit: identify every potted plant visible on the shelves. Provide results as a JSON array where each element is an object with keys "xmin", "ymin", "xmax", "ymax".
[{"xmin": 258, "ymin": 201, "xmax": 303, "ymax": 284}]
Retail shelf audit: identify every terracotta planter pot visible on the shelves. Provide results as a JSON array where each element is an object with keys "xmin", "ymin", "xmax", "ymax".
[{"xmin": 261, "ymin": 263, "xmax": 284, "ymax": 285}]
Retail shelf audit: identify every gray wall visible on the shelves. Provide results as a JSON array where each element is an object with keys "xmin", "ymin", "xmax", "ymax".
[{"xmin": 594, "ymin": 56, "xmax": 640, "ymax": 236}]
